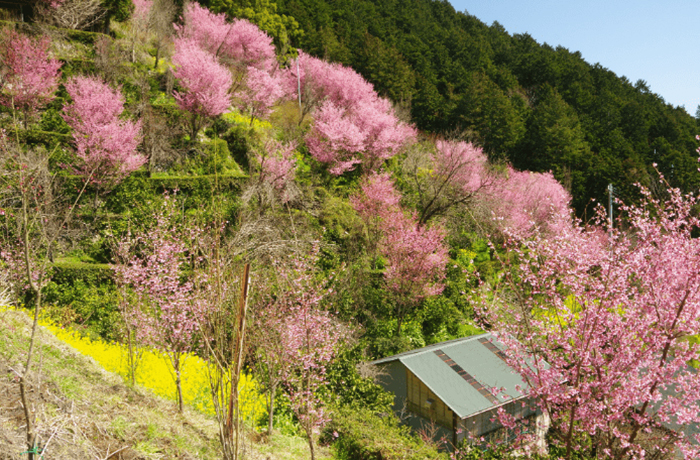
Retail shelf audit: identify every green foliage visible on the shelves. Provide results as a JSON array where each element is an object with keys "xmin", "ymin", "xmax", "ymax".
[
  {"xmin": 60, "ymin": 59, "xmax": 97, "ymax": 78},
  {"xmin": 104, "ymin": 0, "xmax": 134, "ymax": 22},
  {"xmin": 325, "ymin": 405, "xmax": 445, "ymax": 460},
  {"xmin": 44, "ymin": 262, "xmax": 120, "ymax": 340},
  {"xmin": 18, "ymin": 130, "xmax": 70, "ymax": 149},
  {"xmin": 51, "ymin": 260, "xmax": 114, "ymax": 285},
  {"xmin": 221, "ymin": 126, "xmax": 251, "ymax": 172},
  {"xmin": 323, "ymin": 346, "xmax": 394, "ymax": 412},
  {"xmin": 39, "ymin": 108, "xmax": 71, "ymax": 134}
]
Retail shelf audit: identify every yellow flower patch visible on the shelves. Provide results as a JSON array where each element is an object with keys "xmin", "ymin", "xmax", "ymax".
[{"xmin": 42, "ymin": 321, "xmax": 266, "ymax": 424}]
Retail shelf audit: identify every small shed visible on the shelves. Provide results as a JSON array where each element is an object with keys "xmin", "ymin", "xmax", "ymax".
[{"xmin": 371, "ymin": 333, "xmax": 549, "ymax": 450}]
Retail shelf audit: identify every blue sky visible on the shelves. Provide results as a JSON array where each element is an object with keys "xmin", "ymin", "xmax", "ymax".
[{"xmin": 448, "ymin": 1, "xmax": 700, "ymax": 117}]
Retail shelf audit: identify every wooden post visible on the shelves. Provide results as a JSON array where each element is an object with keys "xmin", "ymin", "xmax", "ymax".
[{"xmin": 226, "ymin": 264, "xmax": 250, "ymax": 460}]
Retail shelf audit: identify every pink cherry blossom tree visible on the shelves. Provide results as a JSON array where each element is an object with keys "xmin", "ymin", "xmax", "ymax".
[
  {"xmin": 113, "ymin": 196, "xmax": 204, "ymax": 413},
  {"xmin": 0, "ymin": 30, "xmax": 62, "ymax": 127},
  {"xmin": 287, "ymin": 52, "xmax": 415, "ymax": 174},
  {"xmin": 172, "ymin": 38, "xmax": 233, "ymax": 139},
  {"xmin": 483, "ymin": 167, "xmax": 572, "ymax": 239},
  {"xmin": 352, "ymin": 173, "xmax": 448, "ymax": 335},
  {"xmin": 62, "ymin": 76, "xmax": 145, "ymax": 189},
  {"xmin": 306, "ymin": 98, "xmax": 415, "ymax": 175},
  {"xmin": 238, "ymin": 66, "xmax": 286, "ymax": 123},
  {"xmin": 277, "ymin": 253, "xmax": 346, "ymax": 460},
  {"xmin": 176, "ymin": 2, "xmax": 276, "ymax": 71},
  {"xmin": 405, "ymin": 140, "xmax": 494, "ymax": 225},
  {"xmin": 253, "ymin": 140, "xmax": 298, "ymax": 205},
  {"xmin": 482, "ymin": 181, "xmax": 700, "ymax": 459}
]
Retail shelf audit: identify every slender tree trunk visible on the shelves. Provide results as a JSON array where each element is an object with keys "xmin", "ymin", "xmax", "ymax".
[
  {"xmin": 395, "ymin": 312, "xmax": 404, "ymax": 337},
  {"xmin": 307, "ymin": 433, "xmax": 316, "ymax": 460},
  {"xmin": 175, "ymin": 354, "xmax": 183, "ymax": 413},
  {"xmin": 127, "ymin": 326, "xmax": 136, "ymax": 386},
  {"xmin": 267, "ymin": 383, "xmax": 276, "ymax": 435},
  {"xmin": 154, "ymin": 46, "xmax": 160, "ymax": 70},
  {"xmin": 19, "ymin": 192, "xmax": 41, "ymax": 460}
]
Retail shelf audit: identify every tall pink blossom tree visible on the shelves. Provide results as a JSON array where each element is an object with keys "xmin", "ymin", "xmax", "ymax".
[
  {"xmin": 481, "ymin": 181, "xmax": 700, "ymax": 459},
  {"xmin": 113, "ymin": 196, "xmax": 204, "ymax": 413},
  {"xmin": 251, "ymin": 252, "xmax": 346, "ymax": 460},
  {"xmin": 62, "ymin": 76, "xmax": 145, "ymax": 188},
  {"xmin": 172, "ymin": 38, "xmax": 232, "ymax": 139},
  {"xmin": 0, "ymin": 30, "xmax": 62, "ymax": 126},
  {"xmin": 352, "ymin": 173, "xmax": 448, "ymax": 335},
  {"xmin": 306, "ymin": 98, "xmax": 415, "ymax": 175},
  {"xmin": 406, "ymin": 140, "xmax": 493, "ymax": 225}
]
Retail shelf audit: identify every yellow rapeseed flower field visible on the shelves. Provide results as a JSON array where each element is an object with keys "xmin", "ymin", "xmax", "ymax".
[{"xmin": 41, "ymin": 320, "xmax": 266, "ymax": 425}]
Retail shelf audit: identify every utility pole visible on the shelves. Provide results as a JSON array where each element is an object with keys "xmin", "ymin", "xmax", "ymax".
[{"xmin": 607, "ymin": 183, "xmax": 614, "ymax": 235}]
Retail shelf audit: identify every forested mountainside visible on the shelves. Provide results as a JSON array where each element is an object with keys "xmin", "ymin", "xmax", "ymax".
[{"xmin": 208, "ymin": 0, "xmax": 700, "ymax": 213}]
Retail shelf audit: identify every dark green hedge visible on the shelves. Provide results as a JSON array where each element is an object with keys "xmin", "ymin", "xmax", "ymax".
[
  {"xmin": 148, "ymin": 173, "xmax": 247, "ymax": 192},
  {"xmin": 19, "ymin": 129, "xmax": 71, "ymax": 148},
  {"xmin": 51, "ymin": 261, "xmax": 114, "ymax": 286}
]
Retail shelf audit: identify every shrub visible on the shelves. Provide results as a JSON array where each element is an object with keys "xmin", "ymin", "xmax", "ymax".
[{"xmin": 326, "ymin": 406, "xmax": 444, "ymax": 460}]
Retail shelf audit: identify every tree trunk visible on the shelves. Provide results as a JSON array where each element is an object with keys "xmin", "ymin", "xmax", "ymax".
[
  {"xmin": 267, "ymin": 384, "xmax": 276, "ymax": 435},
  {"xmin": 175, "ymin": 355, "xmax": 183, "ymax": 413},
  {"xmin": 307, "ymin": 432, "xmax": 316, "ymax": 460},
  {"xmin": 395, "ymin": 314, "xmax": 403, "ymax": 337},
  {"xmin": 153, "ymin": 46, "xmax": 160, "ymax": 70},
  {"xmin": 19, "ymin": 197, "xmax": 40, "ymax": 460},
  {"xmin": 127, "ymin": 327, "xmax": 136, "ymax": 386}
]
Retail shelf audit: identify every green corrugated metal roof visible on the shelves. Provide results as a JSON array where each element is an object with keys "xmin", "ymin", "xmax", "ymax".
[{"xmin": 372, "ymin": 332, "xmax": 532, "ymax": 419}]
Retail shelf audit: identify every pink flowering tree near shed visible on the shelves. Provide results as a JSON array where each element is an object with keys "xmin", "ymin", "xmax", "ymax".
[
  {"xmin": 252, "ymin": 251, "xmax": 347, "ymax": 460},
  {"xmin": 353, "ymin": 173, "xmax": 448, "ymax": 336},
  {"xmin": 62, "ymin": 76, "xmax": 144, "ymax": 188},
  {"xmin": 482, "ymin": 178, "xmax": 700, "ymax": 459},
  {"xmin": 0, "ymin": 30, "xmax": 62, "ymax": 127}
]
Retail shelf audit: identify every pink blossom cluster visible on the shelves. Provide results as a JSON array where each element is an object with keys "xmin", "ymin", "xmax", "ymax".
[
  {"xmin": 433, "ymin": 140, "xmax": 488, "ymax": 194},
  {"xmin": 484, "ymin": 184, "xmax": 700, "ymax": 458},
  {"xmin": 289, "ymin": 51, "xmax": 416, "ymax": 174},
  {"xmin": 176, "ymin": 3, "xmax": 275, "ymax": 70},
  {"xmin": 352, "ymin": 173, "xmax": 448, "ymax": 331},
  {"xmin": 485, "ymin": 168, "xmax": 572, "ymax": 239},
  {"xmin": 239, "ymin": 66, "xmax": 287, "ymax": 120},
  {"xmin": 132, "ymin": 0, "xmax": 152, "ymax": 23},
  {"xmin": 62, "ymin": 76, "xmax": 145, "ymax": 186},
  {"xmin": 257, "ymin": 140, "xmax": 297, "ymax": 202},
  {"xmin": 113, "ymin": 197, "xmax": 204, "ymax": 356},
  {"xmin": 0, "ymin": 30, "xmax": 61, "ymax": 117},
  {"xmin": 172, "ymin": 39, "xmax": 233, "ymax": 119},
  {"xmin": 255, "ymin": 251, "xmax": 346, "ymax": 445},
  {"xmin": 173, "ymin": 3, "xmax": 286, "ymax": 125}
]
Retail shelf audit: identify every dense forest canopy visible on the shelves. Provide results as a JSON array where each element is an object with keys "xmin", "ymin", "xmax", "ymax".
[{"xmin": 208, "ymin": 0, "xmax": 700, "ymax": 214}]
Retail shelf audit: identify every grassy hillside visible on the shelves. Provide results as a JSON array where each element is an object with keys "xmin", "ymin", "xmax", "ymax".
[{"xmin": 0, "ymin": 308, "xmax": 336, "ymax": 459}]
